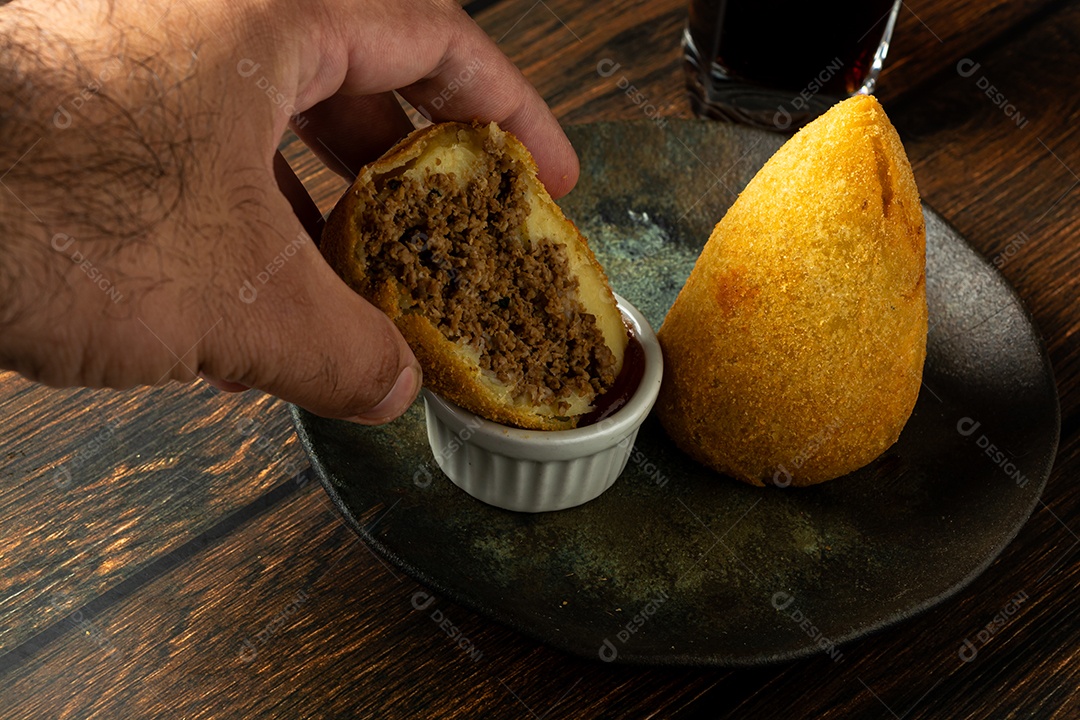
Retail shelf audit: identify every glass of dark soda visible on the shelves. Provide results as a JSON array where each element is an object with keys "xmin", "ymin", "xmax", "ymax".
[{"xmin": 684, "ymin": 0, "xmax": 901, "ymax": 130}]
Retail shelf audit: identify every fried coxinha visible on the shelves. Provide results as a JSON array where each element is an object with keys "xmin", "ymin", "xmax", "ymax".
[
  {"xmin": 322, "ymin": 121, "xmax": 628, "ymax": 431},
  {"xmin": 657, "ymin": 95, "xmax": 927, "ymax": 487}
]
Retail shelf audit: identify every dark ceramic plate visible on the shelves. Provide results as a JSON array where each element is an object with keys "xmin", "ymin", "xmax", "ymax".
[{"xmin": 293, "ymin": 120, "xmax": 1059, "ymax": 666}]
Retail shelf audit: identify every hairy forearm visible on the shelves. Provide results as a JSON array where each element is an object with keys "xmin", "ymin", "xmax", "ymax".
[
  {"xmin": 0, "ymin": 2, "xmax": 208, "ymax": 243},
  {"xmin": 0, "ymin": 8, "xmax": 75, "ymax": 330},
  {"xmin": 0, "ymin": 0, "xmax": 286, "ymax": 380}
]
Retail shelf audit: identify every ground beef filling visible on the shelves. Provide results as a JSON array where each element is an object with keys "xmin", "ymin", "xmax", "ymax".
[{"xmin": 357, "ymin": 146, "xmax": 617, "ymax": 412}]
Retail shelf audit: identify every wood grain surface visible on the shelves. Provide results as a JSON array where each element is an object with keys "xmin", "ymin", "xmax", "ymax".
[{"xmin": 2, "ymin": 0, "xmax": 1078, "ymax": 718}]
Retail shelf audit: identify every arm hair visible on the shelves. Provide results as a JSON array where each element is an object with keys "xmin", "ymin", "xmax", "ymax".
[{"xmin": 0, "ymin": 2, "xmax": 207, "ymax": 326}]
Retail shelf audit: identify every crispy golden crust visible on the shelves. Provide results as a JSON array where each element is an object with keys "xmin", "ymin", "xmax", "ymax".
[
  {"xmin": 656, "ymin": 95, "xmax": 927, "ymax": 487},
  {"xmin": 321, "ymin": 121, "xmax": 626, "ymax": 431}
]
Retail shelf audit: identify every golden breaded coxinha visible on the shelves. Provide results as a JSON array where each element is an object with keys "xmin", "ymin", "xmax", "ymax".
[
  {"xmin": 322, "ymin": 121, "xmax": 627, "ymax": 431},
  {"xmin": 657, "ymin": 95, "xmax": 927, "ymax": 486}
]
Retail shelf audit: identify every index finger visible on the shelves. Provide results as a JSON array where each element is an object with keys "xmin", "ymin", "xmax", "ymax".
[
  {"xmin": 399, "ymin": 38, "xmax": 579, "ymax": 198},
  {"xmin": 322, "ymin": 1, "xmax": 579, "ymax": 198}
]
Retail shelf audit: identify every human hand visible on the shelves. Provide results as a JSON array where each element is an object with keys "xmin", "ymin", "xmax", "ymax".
[{"xmin": 0, "ymin": 0, "xmax": 578, "ymax": 423}]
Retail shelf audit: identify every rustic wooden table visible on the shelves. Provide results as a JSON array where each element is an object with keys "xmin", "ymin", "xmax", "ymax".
[{"xmin": 3, "ymin": 0, "xmax": 1078, "ymax": 717}]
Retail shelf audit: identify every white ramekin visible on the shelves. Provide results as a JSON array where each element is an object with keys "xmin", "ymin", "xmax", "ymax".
[{"xmin": 421, "ymin": 294, "xmax": 663, "ymax": 513}]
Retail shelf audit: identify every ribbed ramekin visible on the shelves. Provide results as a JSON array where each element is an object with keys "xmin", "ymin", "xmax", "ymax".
[{"xmin": 421, "ymin": 294, "xmax": 663, "ymax": 513}]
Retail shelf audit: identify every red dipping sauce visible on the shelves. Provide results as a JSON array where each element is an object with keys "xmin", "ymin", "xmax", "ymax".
[{"xmin": 579, "ymin": 331, "xmax": 646, "ymax": 427}]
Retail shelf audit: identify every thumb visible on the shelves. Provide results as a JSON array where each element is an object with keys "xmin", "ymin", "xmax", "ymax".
[{"xmin": 204, "ymin": 194, "xmax": 422, "ymax": 425}]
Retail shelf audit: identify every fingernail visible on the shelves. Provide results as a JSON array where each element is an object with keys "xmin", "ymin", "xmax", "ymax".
[
  {"xmin": 199, "ymin": 373, "xmax": 251, "ymax": 393},
  {"xmin": 349, "ymin": 365, "xmax": 421, "ymax": 425}
]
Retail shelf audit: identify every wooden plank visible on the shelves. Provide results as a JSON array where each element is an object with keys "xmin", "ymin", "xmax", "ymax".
[
  {"xmin": 467, "ymin": 0, "xmax": 1060, "ymax": 126},
  {"xmin": 279, "ymin": 135, "xmax": 351, "ymax": 216},
  {"xmin": 2, "ymin": 485, "xmax": 743, "ymax": 719},
  {"xmin": 0, "ymin": 375, "xmax": 306, "ymax": 653},
  {"xmin": 878, "ymin": 0, "xmax": 1059, "ymax": 103},
  {"xmin": 3, "ymin": 0, "xmax": 1078, "ymax": 717}
]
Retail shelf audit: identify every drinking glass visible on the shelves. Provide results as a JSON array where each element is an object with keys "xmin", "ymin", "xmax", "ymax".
[{"xmin": 684, "ymin": 0, "xmax": 902, "ymax": 130}]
